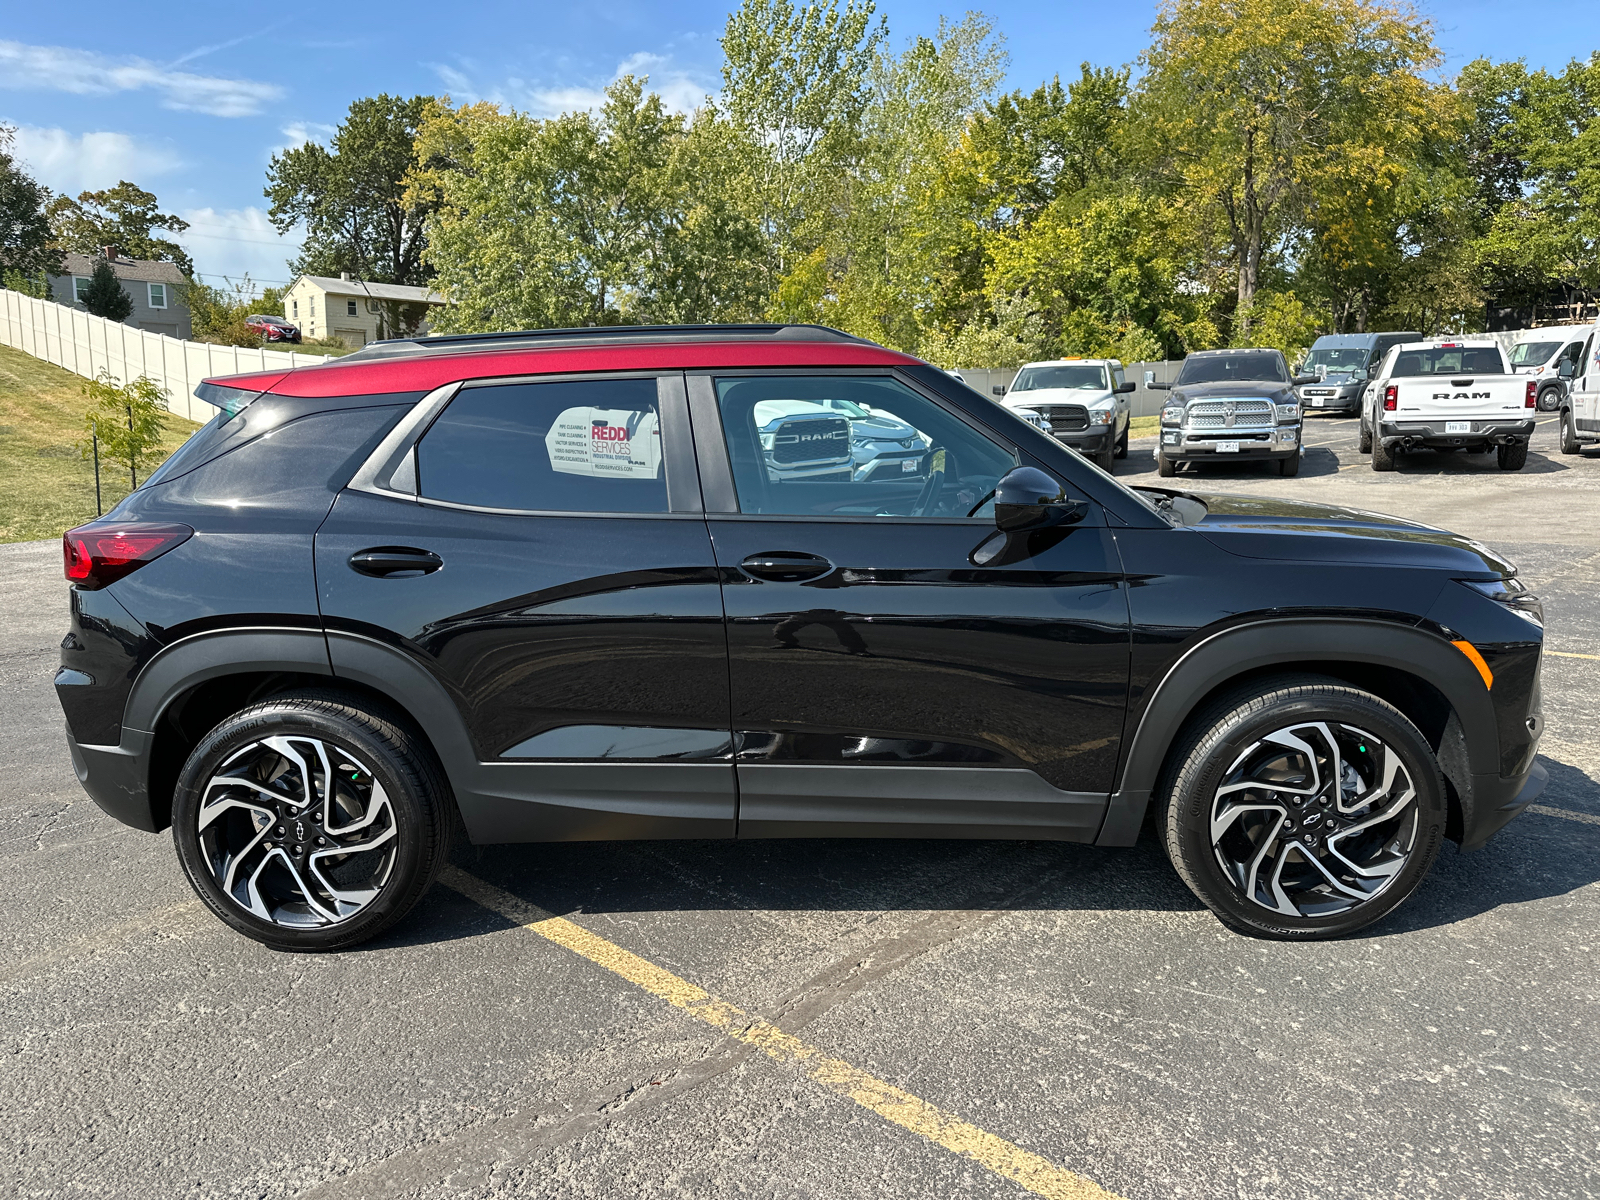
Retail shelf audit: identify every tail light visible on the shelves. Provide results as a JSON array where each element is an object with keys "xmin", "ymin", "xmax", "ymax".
[
  {"xmin": 1526, "ymin": 381, "xmax": 1537, "ymax": 408},
  {"xmin": 63, "ymin": 522, "xmax": 192, "ymax": 589},
  {"xmin": 1383, "ymin": 385, "xmax": 1397, "ymax": 411}
]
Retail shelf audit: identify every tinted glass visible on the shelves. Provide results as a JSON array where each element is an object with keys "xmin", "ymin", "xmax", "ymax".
[
  {"xmin": 1012, "ymin": 364, "xmax": 1108, "ymax": 391},
  {"xmin": 716, "ymin": 375, "xmax": 1015, "ymax": 519},
  {"xmin": 1390, "ymin": 348, "xmax": 1505, "ymax": 376},
  {"xmin": 417, "ymin": 378, "xmax": 667, "ymax": 512},
  {"xmin": 1175, "ymin": 352, "xmax": 1287, "ymax": 385},
  {"xmin": 1304, "ymin": 347, "xmax": 1368, "ymax": 370},
  {"xmin": 1509, "ymin": 341, "xmax": 1562, "ymax": 367}
]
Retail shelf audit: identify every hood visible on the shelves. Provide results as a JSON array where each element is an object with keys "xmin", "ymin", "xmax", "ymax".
[
  {"xmin": 852, "ymin": 413, "xmax": 917, "ymax": 439},
  {"xmin": 1173, "ymin": 381, "xmax": 1292, "ymax": 400},
  {"xmin": 1194, "ymin": 493, "xmax": 1515, "ymax": 574},
  {"xmin": 1006, "ymin": 386, "xmax": 1112, "ymax": 407},
  {"xmin": 1305, "ymin": 372, "xmax": 1360, "ymax": 386}
]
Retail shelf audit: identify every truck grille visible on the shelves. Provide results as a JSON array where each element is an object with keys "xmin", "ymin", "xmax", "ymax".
[
  {"xmin": 1036, "ymin": 404, "xmax": 1089, "ymax": 433},
  {"xmin": 1187, "ymin": 399, "xmax": 1274, "ymax": 430},
  {"xmin": 770, "ymin": 416, "xmax": 851, "ymax": 465}
]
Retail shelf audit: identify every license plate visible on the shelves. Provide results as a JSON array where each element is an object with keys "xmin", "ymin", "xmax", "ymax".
[
  {"xmin": 901, "ymin": 457, "xmax": 919, "ymax": 472},
  {"xmin": 1312, "ymin": 398, "xmax": 1325, "ymax": 407},
  {"xmin": 1217, "ymin": 441, "xmax": 1239, "ymax": 453},
  {"xmin": 1445, "ymin": 421, "xmax": 1470, "ymax": 434}
]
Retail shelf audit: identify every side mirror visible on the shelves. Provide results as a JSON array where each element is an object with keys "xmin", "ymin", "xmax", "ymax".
[
  {"xmin": 992, "ymin": 385, "xmax": 1006, "ymax": 396},
  {"xmin": 1149, "ymin": 380, "xmax": 1172, "ymax": 391},
  {"xmin": 1559, "ymin": 361, "xmax": 1576, "ymax": 378},
  {"xmin": 1114, "ymin": 380, "xmax": 1135, "ymax": 395},
  {"xmin": 993, "ymin": 466, "xmax": 1089, "ymax": 533},
  {"xmin": 1317, "ymin": 364, "xmax": 1328, "ymax": 380},
  {"xmin": 1291, "ymin": 374, "xmax": 1319, "ymax": 386},
  {"xmin": 1143, "ymin": 370, "xmax": 1156, "ymax": 386}
]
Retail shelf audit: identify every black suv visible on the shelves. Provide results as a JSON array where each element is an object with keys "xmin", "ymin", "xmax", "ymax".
[{"xmin": 55, "ymin": 325, "xmax": 1547, "ymax": 950}]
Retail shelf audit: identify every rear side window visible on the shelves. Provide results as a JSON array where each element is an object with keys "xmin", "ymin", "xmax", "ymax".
[{"xmin": 416, "ymin": 378, "xmax": 667, "ymax": 513}]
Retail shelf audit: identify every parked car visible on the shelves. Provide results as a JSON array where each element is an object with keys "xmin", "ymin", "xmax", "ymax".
[
  {"xmin": 1295, "ymin": 331, "xmax": 1419, "ymax": 414},
  {"xmin": 1508, "ymin": 331, "xmax": 1587, "ymax": 412},
  {"xmin": 57, "ymin": 323, "xmax": 1545, "ymax": 950},
  {"xmin": 753, "ymin": 394, "xmax": 932, "ymax": 484},
  {"xmin": 1556, "ymin": 318, "xmax": 1600, "ymax": 454},
  {"xmin": 1153, "ymin": 348, "xmax": 1310, "ymax": 477},
  {"xmin": 246, "ymin": 314, "xmax": 302, "ymax": 344},
  {"xmin": 1359, "ymin": 338, "xmax": 1533, "ymax": 471},
  {"xmin": 999, "ymin": 358, "xmax": 1134, "ymax": 472}
]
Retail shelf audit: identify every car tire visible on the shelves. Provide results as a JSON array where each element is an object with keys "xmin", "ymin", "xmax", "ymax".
[
  {"xmin": 1114, "ymin": 424, "xmax": 1129, "ymax": 459},
  {"xmin": 1277, "ymin": 453, "xmax": 1300, "ymax": 477},
  {"xmin": 1496, "ymin": 441, "xmax": 1528, "ymax": 471},
  {"xmin": 1561, "ymin": 408, "xmax": 1581, "ymax": 455},
  {"xmin": 171, "ymin": 690, "xmax": 452, "ymax": 952},
  {"xmin": 1371, "ymin": 434, "xmax": 1396, "ymax": 471},
  {"xmin": 1095, "ymin": 440, "xmax": 1116, "ymax": 473},
  {"xmin": 1537, "ymin": 386, "xmax": 1561, "ymax": 413},
  {"xmin": 1358, "ymin": 421, "xmax": 1372, "ymax": 454},
  {"xmin": 1160, "ymin": 675, "xmax": 1446, "ymax": 940},
  {"xmin": 1157, "ymin": 453, "xmax": 1176, "ymax": 478}
]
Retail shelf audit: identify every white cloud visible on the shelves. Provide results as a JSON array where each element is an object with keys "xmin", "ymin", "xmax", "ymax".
[
  {"xmin": 276, "ymin": 121, "xmax": 338, "ymax": 155},
  {"xmin": 8, "ymin": 124, "xmax": 184, "ymax": 195},
  {"xmin": 0, "ymin": 39, "xmax": 283, "ymax": 117},
  {"xmin": 430, "ymin": 50, "xmax": 712, "ymax": 119},
  {"xmin": 179, "ymin": 207, "xmax": 304, "ymax": 291}
]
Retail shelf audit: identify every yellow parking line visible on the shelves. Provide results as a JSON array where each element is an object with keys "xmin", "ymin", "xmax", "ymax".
[
  {"xmin": 440, "ymin": 867, "xmax": 1121, "ymax": 1200},
  {"xmin": 1548, "ymin": 650, "xmax": 1600, "ymax": 661}
]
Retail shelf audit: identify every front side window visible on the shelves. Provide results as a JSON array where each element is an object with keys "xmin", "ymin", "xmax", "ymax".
[
  {"xmin": 1176, "ymin": 352, "xmax": 1287, "ymax": 385},
  {"xmin": 715, "ymin": 374, "xmax": 1016, "ymax": 519},
  {"xmin": 417, "ymin": 378, "xmax": 666, "ymax": 513},
  {"xmin": 1509, "ymin": 341, "xmax": 1561, "ymax": 367},
  {"xmin": 148, "ymin": 282, "xmax": 167, "ymax": 309},
  {"xmin": 1012, "ymin": 364, "xmax": 1108, "ymax": 391}
]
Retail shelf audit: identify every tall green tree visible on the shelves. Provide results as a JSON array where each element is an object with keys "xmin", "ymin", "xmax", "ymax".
[
  {"xmin": 47, "ymin": 181, "xmax": 192, "ymax": 274},
  {"xmin": 267, "ymin": 94, "xmax": 438, "ymax": 292},
  {"xmin": 0, "ymin": 125, "xmax": 58, "ymax": 284}
]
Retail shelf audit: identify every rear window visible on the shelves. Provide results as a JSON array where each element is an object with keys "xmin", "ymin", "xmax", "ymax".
[
  {"xmin": 1012, "ymin": 364, "xmax": 1108, "ymax": 391},
  {"xmin": 416, "ymin": 378, "xmax": 667, "ymax": 513},
  {"xmin": 1392, "ymin": 347, "xmax": 1506, "ymax": 376},
  {"xmin": 1175, "ymin": 352, "xmax": 1287, "ymax": 385}
]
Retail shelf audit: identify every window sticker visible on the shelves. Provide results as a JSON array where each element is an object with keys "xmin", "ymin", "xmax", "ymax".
[{"xmin": 545, "ymin": 407, "xmax": 662, "ymax": 479}]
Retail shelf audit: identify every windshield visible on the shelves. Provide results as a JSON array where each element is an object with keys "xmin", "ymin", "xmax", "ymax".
[
  {"xmin": 1304, "ymin": 347, "xmax": 1369, "ymax": 372},
  {"xmin": 1175, "ymin": 352, "xmax": 1286, "ymax": 385},
  {"xmin": 1012, "ymin": 364, "xmax": 1108, "ymax": 391},
  {"xmin": 1508, "ymin": 341, "xmax": 1561, "ymax": 367},
  {"xmin": 1391, "ymin": 347, "xmax": 1506, "ymax": 376}
]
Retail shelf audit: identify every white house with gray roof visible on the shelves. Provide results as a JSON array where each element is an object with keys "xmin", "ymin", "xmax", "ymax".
[
  {"xmin": 283, "ymin": 272, "xmax": 447, "ymax": 347},
  {"xmin": 48, "ymin": 251, "xmax": 191, "ymax": 340}
]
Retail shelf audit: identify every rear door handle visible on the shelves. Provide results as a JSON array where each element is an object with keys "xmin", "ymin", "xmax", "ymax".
[
  {"xmin": 349, "ymin": 547, "xmax": 443, "ymax": 578},
  {"xmin": 738, "ymin": 552, "xmax": 833, "ymax": 581}
]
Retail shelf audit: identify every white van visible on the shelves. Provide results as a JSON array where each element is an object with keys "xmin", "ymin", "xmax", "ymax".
[
  {"xmin": 1557, "ymin": 319, "xmax": 1600, "ymax": 454},
  {"xmin": 1508, "ymin": 331, "xmax": 1589, "ymax": 411}
]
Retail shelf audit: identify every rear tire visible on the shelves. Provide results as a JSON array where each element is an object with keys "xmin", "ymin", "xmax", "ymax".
[
  {"xmin": 1160, "ymin": 676, "xmax": 1446, "ymax": 940},
  {"xmin": 1497, "ymin": 440, "xmax": 1528, "ymax": 471},
  {"xmin": 1358, "ymin": 422, "xmax": 1372, "ymax": 454},
  {"xmin": 171, "ymin": 690, "xmax": 452, "ymax": 952},
  {"xmin": 1157, "ymin": 453, "xmax": 1176, "ymax": 478},
  {"xmin": 1371, "ymin": 434, "xmax": 1396, "ymax": 471},
  {"xmin": 1561, "ymin": 409, "xmax": 1581, "ymax": 455}
]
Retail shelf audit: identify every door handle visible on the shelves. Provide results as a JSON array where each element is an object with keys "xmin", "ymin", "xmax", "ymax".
[
  {"xmin": 348, "ymin": 547, "xmax": 443, "ymax": 578},
  {"xmin": 738, "ymin": 552, "xmax": 833, "ymax": 581}
]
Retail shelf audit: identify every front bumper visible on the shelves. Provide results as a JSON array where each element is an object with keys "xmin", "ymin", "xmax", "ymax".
[
  {"xmin": 1377, "ymin": 418, "xmax": 1535, "ymax": 448},
  {"xmin": 1159, "ymin": 427, "xmax": 1300, "ymax": 460},
  {"xmin": 1458, "ymin": 758, "xmax": 1547, "ymax": 852},
  {"xmin": 1299, "ymin": 386, "xmax": 1361, "ymax": 412},
  {"xmin": 1051, "ymin": 427, "xmax": 1114, "ymax": 452},
  {"xmin": 66, "ymin": 723, "xmax": 160, "ymax": 832}
]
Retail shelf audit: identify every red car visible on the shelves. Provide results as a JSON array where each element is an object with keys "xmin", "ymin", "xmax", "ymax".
[{"xmin": 246, "ymin": 314, "xmax": 301, "ymax": 344}]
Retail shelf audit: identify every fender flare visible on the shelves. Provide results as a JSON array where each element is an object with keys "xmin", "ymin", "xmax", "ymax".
[
  {"xmin": 124, "ymin": 627, "xmax": 333, "ymax": 735},
  {"xmin": 1095, "ymin": 618, "xmax": 1497, "ymax": 845}
]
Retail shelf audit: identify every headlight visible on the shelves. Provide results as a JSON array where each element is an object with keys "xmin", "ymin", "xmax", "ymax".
[
  {"xmin": 1088, "ymin": 407, "xmax": 1114, "ymax": 425},
  {"xmin": 1461, "ymin": 577, "xmax": 1544, "ymax": 628},
  {"xmin": 1277, "ymin": 403, "xmax": 1300, "ymax": 422},
  {"xmin": 1161, "ymin": 405, "xmax": 1185, "ymax": 425}
]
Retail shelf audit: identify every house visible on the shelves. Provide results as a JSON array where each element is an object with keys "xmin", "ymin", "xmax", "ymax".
[
  {"xmin": 48, "ymin": 250, "xmax": 191, "ymax": 339},
  {"xmin": 282, "ymin": 273, "xmax": 447, "ymax": 347}
]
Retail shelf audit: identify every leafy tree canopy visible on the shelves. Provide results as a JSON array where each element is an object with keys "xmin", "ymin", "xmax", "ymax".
[
  {"xmin": 0, "ymin": 125, "xmax": 58, "ymax": 280},
  {"xmin": 48, "ymin": 181, "xmax": 192, "ymax": 275}
]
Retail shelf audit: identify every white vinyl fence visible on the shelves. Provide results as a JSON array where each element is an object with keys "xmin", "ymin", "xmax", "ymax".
[{"xmin": 0, "ymin": 287, "xmax": 329, "ymax": 423}]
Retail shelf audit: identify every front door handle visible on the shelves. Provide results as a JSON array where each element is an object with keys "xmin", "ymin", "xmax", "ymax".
[
  {"xmin": 739, "ymin": 552, "xmax": 833, "ymax": 582},
  {"xmin": 348, "ymin": 547, "xmax": 443, "ymax": 578}
]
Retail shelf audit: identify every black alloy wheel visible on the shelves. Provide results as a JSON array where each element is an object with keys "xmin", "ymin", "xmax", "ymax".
[
  {"xmin": 171, "ymin": 691, "xmax": 451, "ymax": 951},
  {"xmin": 1161, "ymin": 676, "xmax": 1445, "ymax": 940}
]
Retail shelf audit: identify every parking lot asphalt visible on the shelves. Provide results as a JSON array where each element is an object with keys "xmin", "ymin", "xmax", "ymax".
[{"xmin": 4, "ymin": 413, "xmax": 1599, "ymax": 1200}]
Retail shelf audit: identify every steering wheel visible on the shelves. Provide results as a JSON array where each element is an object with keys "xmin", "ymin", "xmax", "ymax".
[{"xmin": 913, "ymin": 447, "xmax": 951, "ymax": 517}]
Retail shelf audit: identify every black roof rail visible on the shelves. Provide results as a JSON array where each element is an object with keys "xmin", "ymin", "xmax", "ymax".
[{"xmin": 334, "ymin": 322, "xmax": 879, "ymax": 363}]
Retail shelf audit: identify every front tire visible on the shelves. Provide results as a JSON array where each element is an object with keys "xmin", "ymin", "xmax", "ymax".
[
  {"xmin": 1157, "ymin": 453, "xmax": 1176, "ymax": 478},
  {"xmin": 1160, "ymin": 676, "xmax": 1446, "ymax": 940},
  {"xmin": 1497, "ymin": 440, "xmax": 1528, "ymax": 471},
  {"xmin": 171, "ymin": 691, "xmax": 452, "ymax": 952},
  {"xmin": 1538, "ymin": 386, "xmax": 1561, "ymax": 412},
  {"xmin": 1114, "ymin": 424, "xmax": 1129, "ymax": 459},
  {"xmin": 1095, "ymin": 439, "xmax": 1115, "ymax": 473},
  {"xmin": 1277, "ymin": 452, "xmax": 1300, "ymax": 477}
]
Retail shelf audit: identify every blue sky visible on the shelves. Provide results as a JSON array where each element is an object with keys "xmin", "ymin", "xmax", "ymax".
[{"xmin": 3, "ymin": 1, "xmax": 1595, "ymax": 293}]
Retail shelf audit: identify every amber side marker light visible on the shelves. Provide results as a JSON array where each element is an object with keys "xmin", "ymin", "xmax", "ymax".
[{"xmin": 1452, "ymin": 639, "xmax": 1494, "ymax": 690}]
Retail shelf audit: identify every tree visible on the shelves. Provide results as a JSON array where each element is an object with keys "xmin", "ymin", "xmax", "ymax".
[
  {"xmin": 0, "ymin": 124, "xmax": 58, "ymax": 281},
  {"xmin": 77, "ymin": 372, "xmax": 168, "ymax": 490},
  {"xmin": 1136, "ymin": 0, "xmax": 1445, "ymax": 337},
  {"xmin": 47, "ymin": 181, "xmax": 191, "ymax": 274},
  {"xmin": 267, "ymin": 94, "xmax": 439, "ymax": 305},
  {"xmin": 80, "ymin": 258, "xmax": 132, "ymax": 321}
]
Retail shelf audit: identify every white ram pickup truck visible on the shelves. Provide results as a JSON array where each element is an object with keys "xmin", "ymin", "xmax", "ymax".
[{"xmin": 1359, "ymin": 339, "xmax": 1536, "ymax": 472}]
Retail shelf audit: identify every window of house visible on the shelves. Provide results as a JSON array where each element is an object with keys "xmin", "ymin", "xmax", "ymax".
[
  {"xmin": 714, "ymin": 375, "xmax": 1016, "ymax": 519},
  {"xmin": 416, "ymin": 378, "xmax": 668, "ymax": 513},
  {"xmin": 292, "ymin": 299, "xmax": 299, "ymax": 319},
  {"xmin": 347, "ymin": 299, "xmax": 358, "ymax": 316},
  {"xmin": 73, "ymin": 277, "xmax": 91, "ymax": 303},
  {"xmin": 148, "ymin": 282, "xmax": 167, "ymax": 309}
]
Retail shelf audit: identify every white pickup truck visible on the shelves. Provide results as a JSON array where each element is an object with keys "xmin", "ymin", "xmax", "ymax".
[{"xmin": 1359, "ymin": 339, "xmax": 1536, "ymax": 472}]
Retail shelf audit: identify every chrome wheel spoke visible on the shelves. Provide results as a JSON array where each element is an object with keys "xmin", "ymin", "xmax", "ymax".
[{"xmin": 196, "ymin": 734, "xmax": 398, "ymax": 930}]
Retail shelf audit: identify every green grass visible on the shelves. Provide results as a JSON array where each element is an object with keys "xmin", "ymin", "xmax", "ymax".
[
  {"xmin": 0, "ymin": 343, "xmax": 202, "ymax": 544},
  {"xmin": 1129, "ymin": 414, "xmax": 1160, "ymax": 439}
]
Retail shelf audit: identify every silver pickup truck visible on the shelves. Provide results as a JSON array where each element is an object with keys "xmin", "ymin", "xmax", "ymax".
[{"xmin": 1359, "ymin": 339, "xmax": 1536, "ymax": 471}]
